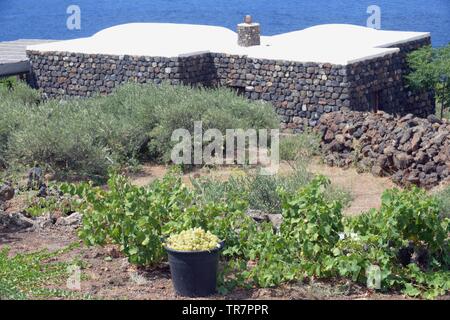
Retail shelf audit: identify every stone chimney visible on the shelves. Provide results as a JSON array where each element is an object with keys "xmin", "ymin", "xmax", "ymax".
[{"xmin": 237, "ymin": 15, "xmax": 260, "ymax": 47}]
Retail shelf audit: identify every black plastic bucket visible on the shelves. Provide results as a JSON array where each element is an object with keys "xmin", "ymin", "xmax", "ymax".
[{"xmin": 165, "ymin": 242, "xmax": 223, "ymax": 297}]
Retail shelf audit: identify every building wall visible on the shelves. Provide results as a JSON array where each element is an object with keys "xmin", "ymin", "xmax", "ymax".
[
  {"xmin": 27, "ymin": 51, "xmax": 215, "ymax": 98},
  {"xmin": 27, "ymin": 36, "xmax": 434, "ymax": 129},
  {"xmin": 211, "ymin": 54, "xmax": 349, "ymax": 130},
  {"xmin": 346, "ymin": 38, "xmax": 434, "ymax": 117}
]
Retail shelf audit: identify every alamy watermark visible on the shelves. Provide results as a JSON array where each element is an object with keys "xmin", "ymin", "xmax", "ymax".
[
  {"xmin": 67, "ymin": 5, "xmax": 81, "ymax": 30},
  {"xmin": 171, "ymin": 122, "xmax": 279, "ymax": 175},
  {"xmin": 367, "ymin": 5, "xmax": 381, "ymax": 29},
  {"xmin": 66, "ymin": 5, "xmax": 381, "ymax": 31},
  {"xmin": 66, "ymin": 265, "xmax": 81, "ymax": 291},
  {"xmin": 366, "ymin": 265, "xmax": 382, "ymax": 290}
]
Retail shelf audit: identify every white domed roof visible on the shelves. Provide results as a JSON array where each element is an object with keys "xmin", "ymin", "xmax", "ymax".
[{"xmin": 27, "ymin": 23, "xmax": 430, "ymax": 65}]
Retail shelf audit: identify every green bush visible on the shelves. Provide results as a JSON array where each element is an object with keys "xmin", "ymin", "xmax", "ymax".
[
  {"xmin": 348, "ymin": 188, "xmax": 448, "ymax": 257},
  {"xmin": 7, "ymin": 100, "xmax": 112, "ymax": 179},
  {"xmin": 279, "ymin": 176, "xmax": 344, "ymax": 271},
  {"xmin": 406, "ymin": 44, "xmax": 450, "ymax": 119},
  {"xmin": 190, "ymin": 173, "xmax": 249, "ymax": 209},
  {"xmin": 0, "ymin": 76, "xmax": 16, "ymax": 92},
  {"xmin": 215, "ymin": 176, "xmax": 345, "ymax": 288},
  {"xmin": 244, "ymin": 168, "xmax": 314, "ymax": 214},
  {"xmin": 147, "ymin": 84, "xmax": 279, "ymax": 162},
  {"xmin": 0, "ymin": 80, "xmax": 41, "ymax": 105},
  {"xmin": 0, "ymin": 82, "xmax": 279, "ymax": 179},
  {"xmin": 0, "ymin": 82, "xmax": 41, "ymax": 168},
  {"xmin": 26, "ymin": 190, "xmax": 83, "ymax": 217},
  {"xmin": 66, "ymin": 170, "xmax": 192, "ymax": 265}
]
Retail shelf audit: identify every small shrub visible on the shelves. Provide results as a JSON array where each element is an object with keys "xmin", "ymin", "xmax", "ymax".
[
  {"xmin": 190, "ymin": 172, "xmax": 249, "ymax": 209},
  {"xmin": 280, "ymin": 176, "xmax": 344, "ymax": 263},
  {"xmin": 25, "ymin": 190, "xmax": 83, "ymax": 217},
  {"xmin": 0, "ymin": 80, "xmax": 41, "ymax": 105},
  {"xmin": 0, "ymin": 82, "xmax": 41, "ymax": 168},
  {"xmin": 246, "ymin": 167, "xmax": 314, "ymax": 214},
  {"xmin": 72, "ymin": 170, "xmax": 193, "ymax": 265},
  {"xmin": 147, "ymin": 84, "xmax": 279, "ymax": 162},
  {"xmin": 7, "ymin": 100, "xmax": 111, "ymax": 180},
  {"xmin": 325, "ymin": 184, "xmax": 353, "ymax": 208},
  {"xmin": 0, "ymin": 76, "xmax": 16, "ymax": 90},
  {"xmin": 435, "ymin": 185, "xmax": 450, "ymax": 218},
  {"xmin": 279, "ymin": 130, "xmax": 321, "ymax": 161},
  {"xmin": 191, "ymin": 169, "xmax": 308, "ymax": 214},
  {"xmin": 349, "ymin": 188, "xmax": 449, "ymax": 256},
  {"xmin": 220, "ymin": 176, "xmax": 344, "ymax": 289}
]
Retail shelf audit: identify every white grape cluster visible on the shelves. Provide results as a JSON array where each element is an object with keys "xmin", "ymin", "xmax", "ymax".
[{"xmin": 166, "ymin": 228, "xmax": 220, "ymax": 252}]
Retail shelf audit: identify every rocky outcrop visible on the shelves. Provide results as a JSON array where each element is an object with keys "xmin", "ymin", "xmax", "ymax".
[{"xmin": 318, "ymin": 110, "xmax": 450, "ymax": 188}]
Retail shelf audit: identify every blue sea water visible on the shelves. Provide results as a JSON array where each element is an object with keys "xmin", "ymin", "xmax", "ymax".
[{"xmin": 0, "ymin": 0, "xmax": 449, "ymax": 46}]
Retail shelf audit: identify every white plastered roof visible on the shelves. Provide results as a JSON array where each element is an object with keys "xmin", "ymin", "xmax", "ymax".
[{"xmin": 27, "ymin": 23, "xmax": 430, "ymax": 65}]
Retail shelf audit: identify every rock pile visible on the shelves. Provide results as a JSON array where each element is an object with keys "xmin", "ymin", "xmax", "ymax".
[
  {"xmin": 0, "ymin": 211, "xmax": 82, "ymax": 232},
  {"xmin": 318, "ymin": 110, "xmax": 450, "ymax": 188}
]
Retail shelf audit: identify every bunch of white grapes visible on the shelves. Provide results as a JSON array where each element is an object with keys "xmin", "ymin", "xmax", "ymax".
[{"xmin": 166, "ymin": 228, "xmax": 220, "ymax": 251}]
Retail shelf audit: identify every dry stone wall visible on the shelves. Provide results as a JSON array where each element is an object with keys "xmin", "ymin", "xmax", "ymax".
[
  {"xmin": 347, "ymin": 38, "xmax": 434, "ymax": 117},
  {"xmin": 27, "ymin": 51, "xmax": 215, "ymax": 98},
  {"xmin": 212, "ymin": 54, "xmax": 349, "ymax": 130},
  {"xmin": 318, "ymin": 110, "xmax": 450, "ymax": 188}
]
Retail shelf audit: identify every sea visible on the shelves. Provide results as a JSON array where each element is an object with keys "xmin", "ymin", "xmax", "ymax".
[{"xmin": 0, "ymin": 0, "xmax": 449, "ymax": 46}]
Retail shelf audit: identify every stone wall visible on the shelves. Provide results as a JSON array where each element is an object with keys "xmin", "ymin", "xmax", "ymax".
[
  {"xmin": 346, "ymin": 38, "xmax": 434, "ymax": 117},
  {"xmin": 318, "ymin": 110, "xmax": 450, "ymax": 188},
  {"xmin": 27, "ymin": 51, "xmax": 215, "ymax": 98},
  {"xmin": 27, "ymin": 36, "xmax": 434, "ymax": 128},
  {"xmin": 212, "ymin": 54, "xmax": 348, "ymax": 130}
]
